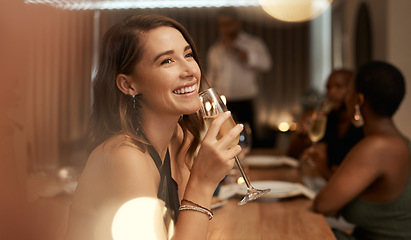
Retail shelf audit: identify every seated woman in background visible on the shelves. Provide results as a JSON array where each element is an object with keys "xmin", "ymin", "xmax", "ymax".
[
  {"xmin": 65, "ymin": 13, "xmax": 242, "ymax": 240},
  {"xmin": 313, "ymin": 61, "xmax": 411, "ymax": 240},
  {"xmin": 321, "ymin": 69, "xmax": 364, "ymax": 171},
  {"xmin": 298, "ymin": 69, "xmax": 364, "ymax": 179}
]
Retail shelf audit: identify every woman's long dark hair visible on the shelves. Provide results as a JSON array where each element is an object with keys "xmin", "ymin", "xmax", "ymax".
[{"xmin": 89, "ymin": 13, "xmax": 208, "ymax": 162}]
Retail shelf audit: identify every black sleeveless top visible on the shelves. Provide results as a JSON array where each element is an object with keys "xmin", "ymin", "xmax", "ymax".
[{"xmin": 146, "ymin": 144, "xmax": 180, "ymax": 223}]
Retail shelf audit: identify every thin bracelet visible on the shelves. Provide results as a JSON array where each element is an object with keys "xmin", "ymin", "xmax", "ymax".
[
  {"xmin": 179, "ymin": 205, "xmax": 214, "ymax": 220},
  {"xmin": 181, "ymin": 199, "xmax": 213, "ymax": 213}
]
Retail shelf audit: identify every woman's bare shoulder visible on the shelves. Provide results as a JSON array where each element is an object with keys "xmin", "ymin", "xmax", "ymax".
[
  {"xmin": 358, "ymin": 134, "xmax": 407, "ymax": 152},
  {"xmin": 79, "ymin": 135, "xmax": 159, "ymax": 199},
  {"xmin": 71, "ymin": 135, "xmax": 160, "ymax": 220},
  {"xmin": 87, "ymin": 135, "xmax": 146, "ymax": 168},
  {"xmin": 346, "ymin": 134, "xmax": 409, "ymax": 167}
]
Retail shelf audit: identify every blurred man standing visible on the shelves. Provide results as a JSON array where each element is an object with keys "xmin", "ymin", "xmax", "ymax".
[{"xmin": 206, "ymin": 7, "xmax": 272, "ymax": 144}]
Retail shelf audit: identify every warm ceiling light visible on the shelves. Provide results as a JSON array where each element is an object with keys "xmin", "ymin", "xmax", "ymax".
[
  {"xmin": 25, "ymin": 0, "xmax": 260, "ymax": 10},
  {"xmin": 258, "ymin": 0, "xmax": 332, "ymax": 22}
]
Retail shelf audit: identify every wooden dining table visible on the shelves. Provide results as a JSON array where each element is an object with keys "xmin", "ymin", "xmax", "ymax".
[
  {"xmin": 206, "ymin": 154, "xmax": 336, "ymax": 240},
  {"xmin": 22, "ymin": 151, "xmax": 336, "ymax": 240}
]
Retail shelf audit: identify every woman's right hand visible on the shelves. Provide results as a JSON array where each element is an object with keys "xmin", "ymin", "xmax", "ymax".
[
  {"xmin": 176, "ymin": 112, "xmax": 242, "ymax": 240},
  {"xmin": 190, "ymin": 111, "xmax": 243, "ymax": 193}
]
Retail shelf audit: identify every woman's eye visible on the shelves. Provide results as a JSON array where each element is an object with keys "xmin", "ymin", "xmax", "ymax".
[
  {"xmin": 161, "ymin": 58, "xmax": 173, "ymax": 65},
  {"xmin": 185, "ymin": 52, "xmax": 194, "ymax": 58}
]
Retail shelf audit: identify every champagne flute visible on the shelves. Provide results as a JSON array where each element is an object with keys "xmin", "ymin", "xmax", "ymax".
[
  {"xmin": 302, "ymin": 106, "xmax": 328, "ymax": 190},
  {"xmin": 199, "ymin": 88, "xmax": 270, "ymax": 205},
  {"xmin": 305, "ymin": 107, "xmax": 327, "ymax": 168},
  {"xmin": 308, "ymin": 108, "xmax": 327, "ymax": 145}
]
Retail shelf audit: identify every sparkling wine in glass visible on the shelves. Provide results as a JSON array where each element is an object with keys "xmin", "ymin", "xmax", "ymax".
[
  {"xmin": 305, "ymin": 107, "xmax": 328, "ymax": 167},
  {"xmin": 199, "ymin": 88, "xmax": 270, "ymax": 205},
  {"xmin": 308, "ymin": 110, "xmax": 327, "ymax": 145},
  {"xmin": 203, "ymin": 114, "xmax": 240, "ymax": 149},
  {"xmin": 301, "ymin": 105, "xmax": 328, "ymax": 185}
]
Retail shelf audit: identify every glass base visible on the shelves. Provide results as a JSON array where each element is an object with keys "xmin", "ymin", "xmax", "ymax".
[{"xmin": 238, "ymin": 188, "xmax": 271, "ymax": 206}]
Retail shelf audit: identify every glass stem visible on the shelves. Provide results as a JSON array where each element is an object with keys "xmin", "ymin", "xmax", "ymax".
[{"xmin": 235, "ymin": 156, "xmax": 252, "ymax": 189}]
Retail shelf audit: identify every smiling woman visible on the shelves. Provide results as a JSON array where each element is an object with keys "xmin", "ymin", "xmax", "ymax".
[
  {"xmin": 125, "ymin": 26, "xmax": 202, "ymax": 117},
  {"xmin": 65, "ymin": 13, "xmax": 244, "ymax": 240}
]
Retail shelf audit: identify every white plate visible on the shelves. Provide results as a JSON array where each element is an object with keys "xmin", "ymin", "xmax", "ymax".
[
  {"xmin": 236, "ymin": 181, "xmax": 315, "ymax": 200},
  {"xmin": 243, "ymin": 155, "xmax": 300, "ymax": 168}
]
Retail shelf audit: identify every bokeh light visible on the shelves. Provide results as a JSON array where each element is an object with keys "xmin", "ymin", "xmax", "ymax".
[
  {"xmin": 112, "ymin": 197, "xmax": 173, "ymax": 240},
  {"xmin": 278, "ymin": 122, "xmax": 290, "ymax": 132}
]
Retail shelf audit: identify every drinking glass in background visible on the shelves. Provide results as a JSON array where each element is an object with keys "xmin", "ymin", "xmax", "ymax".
[
  {"xmin": 305, "ymin": 104, "xmax": 328, "ymax": 167},
  {"xmin": 199, "ymin": 88, "xmax": 270, "ymax": 205},
  {"xmin": 307, "ymin": 109, "xmax": 327, "ymax": 146},
  {"xmin": 301, "ymin": 102, "xmax": 329, "ymax": 192},
  {"xmin": 308, "ymin": 97, "xmax": 332, "ymax": 146}
]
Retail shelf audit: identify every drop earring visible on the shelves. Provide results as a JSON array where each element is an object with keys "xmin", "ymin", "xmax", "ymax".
[
  {"xmin": 353, "ymin": 104, "xmax": 364, "ymax": 127},
  {"xmin": 132, "ymin": 94, "xmax": 136, "ymax": 109},
  {"xmin": 130, "ymin": 94, "xmax": 142, "ymax": 133}
]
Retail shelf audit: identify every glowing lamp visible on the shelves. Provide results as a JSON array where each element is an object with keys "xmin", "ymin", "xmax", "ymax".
[{"xmin": 258, "ymin": 0, "xmax": 333, "ymax": 22}]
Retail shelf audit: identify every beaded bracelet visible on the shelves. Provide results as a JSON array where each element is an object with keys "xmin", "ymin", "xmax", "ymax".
[{"xmin": 179, "ymin": 205, "xmax": 214, "ymax": 220}]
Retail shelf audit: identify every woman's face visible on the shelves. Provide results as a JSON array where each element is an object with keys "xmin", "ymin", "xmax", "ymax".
[
  {"xmin": 326, "ymin": 73, "xmax": 349, "ymax": 110},
  {"xmin": 132, "ymin": 26, "xmax": 201, "ymax": 117}
]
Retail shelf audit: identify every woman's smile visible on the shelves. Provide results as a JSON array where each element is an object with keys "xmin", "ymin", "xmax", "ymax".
[{"xmin": 173, "ymin": 82, "xmax": 197, "ymax": 95}]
